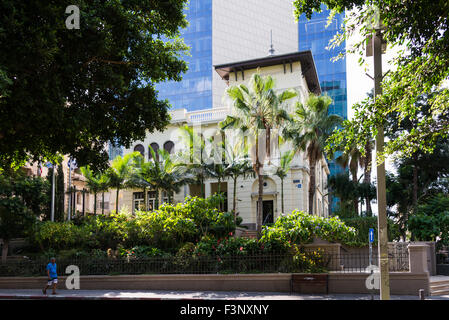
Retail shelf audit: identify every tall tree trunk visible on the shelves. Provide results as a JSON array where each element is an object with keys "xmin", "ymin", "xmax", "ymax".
[
  {"xmin": 233, "ymin": 176, "xmax": 237, "ymax": 224},
  {"xmin": 309, "ymin": 161, "xmax": 316, "ymax": 215},
  {"xmin": 94, "ymin": 193, "xmax": 97, "ymax": 215},
  {"xmin": 201, "ymin": 177, "xmax": 205, "ymax": 198},
  {"xmin": 257, "ymin": 168, "xmax": 264, "ymax": 236},
  {"xmin": 143, "ymin": 186, "xmax": 147, "ymax": 211},
  {"xmin": 115, "ymin": 187, "xmax": 120, "ymax": 213},
  {"xmin": 412, "ymin": 153, "xmax": 418, "ymax": 207},
  {"xmin": 363, "ymin": 141, "xmax": 373, "ymax": 216},
  {"xmin": 1, "ymin": 239, "xmax": 9, "ymax": 263},
  {"xmin": 155, "ymin": 187, "xmax": 159, "ymax": 210},
  {"xmin": 102, "ymin": 192, "xmax": 105, "ymax": 215},
  {"xmin": 266, "ymin": 127, "xmax": 271, "ymax": 160},
  {"xmin": 351, "ymin": 170, "xmax": 358, "ymax": 216},
  {"xmin": 281, "ymin": 178, "xmax": 284, "ymax": 213},
  {"xmin": 217, "ymin": 177, "xmax": 222, "ymax": 211}
]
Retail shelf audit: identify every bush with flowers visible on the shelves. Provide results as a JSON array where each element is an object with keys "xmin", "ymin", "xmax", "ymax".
[{"xmin": 260, "ymin": 210, "xmax": 357, "ymax": 246}]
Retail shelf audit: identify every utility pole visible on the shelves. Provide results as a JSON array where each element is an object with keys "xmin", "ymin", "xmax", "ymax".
[
  {"xmin": 373, "ymin": 27, "xmax": 390, "ymax": 300},
  {"xmin": 51, "ymin": 164, "xmax": 55, "ymax": 222}
]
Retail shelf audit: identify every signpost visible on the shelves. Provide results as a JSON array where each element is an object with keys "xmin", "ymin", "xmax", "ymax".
[{"xmin": 369, "ymin": 228, "xmax": 374, "ymax": 300}]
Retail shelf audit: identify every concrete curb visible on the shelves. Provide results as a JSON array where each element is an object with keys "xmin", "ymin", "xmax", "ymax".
[{"xmin": 0, "ymin": 294, "xmax": 205, "ymax": 300}]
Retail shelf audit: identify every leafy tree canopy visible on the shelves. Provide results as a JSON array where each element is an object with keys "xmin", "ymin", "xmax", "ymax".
[
  {"xmin": 293, "ymin": 0, "xmax": 449, "ymax": 161},
  {"xmin": 0, "ymin": 0, "xmax": 189, "ymax": 170}
]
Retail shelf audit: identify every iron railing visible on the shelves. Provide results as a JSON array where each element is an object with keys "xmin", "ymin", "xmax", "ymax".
[{"xmin": 0, "ymin": 252, "xmax": 410, "ymax": 277}]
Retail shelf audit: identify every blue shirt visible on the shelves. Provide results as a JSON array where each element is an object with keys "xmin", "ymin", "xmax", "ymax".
[{"xmin": 46, "ymin": 263, "xmax": 57, "ymax": 279}]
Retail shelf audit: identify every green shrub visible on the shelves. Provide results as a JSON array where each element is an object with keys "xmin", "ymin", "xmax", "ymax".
[
  {"xmin": 291, "ymin": 246, "xmax": 327, "ymax": 273},
  {"xmin": 33, "ymin": 221, "xmax": 79, "ymax": 250},
  {"xmin": 261, "ymin": 210, "xmax": 357, "ymax": 245},
  {"xmin": 80, "ymin": 214, "xmax": 129, "ymax": 249},
  {"xmin": 194, "ymin": 235, "xmax": 260, "ymax": 256},
  {"xmin": 341, "ymin": 216, "xmax": 400, "ymax": 246},
  {"xmin": 128, "ymin": 195, "xmax": 237, "ymax": 251},
  {"xmin": 409, "ymin": 194, "xmax": 449, "ymax": 246},
  {"xmin": 30, "ymin": 195, "xmax": 238, "ymax": 255},
  {"xmin": 119, "ymin": 246, "xmax": 168, "ymax": 259}
]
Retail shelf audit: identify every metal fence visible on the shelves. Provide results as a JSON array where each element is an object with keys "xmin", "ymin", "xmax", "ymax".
[{"xmin": 0, "ymin": 252, "xmax": 410, "ymax": 277}]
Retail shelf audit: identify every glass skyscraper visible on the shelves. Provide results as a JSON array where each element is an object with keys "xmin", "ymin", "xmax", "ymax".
[
  {"xmin": 156, "ymin": 0, "xmax": 213, "ymax": 111},
  {"xmin": 298, "ymin": 6, "xmax": 348, "ymax": 211}
]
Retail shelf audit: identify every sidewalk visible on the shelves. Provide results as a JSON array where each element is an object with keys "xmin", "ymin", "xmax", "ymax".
[{"xmin": 1, "ymin": 289, "xmax": 449, "ymax": 300}]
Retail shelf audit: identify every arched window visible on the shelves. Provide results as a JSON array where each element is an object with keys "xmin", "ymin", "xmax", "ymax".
[
  {"xmin": 133, "ymin": 144, "xmax": 145, "ymax": 157},
  {"xmin": 149, "ymin": 143, "xmax": 159, "ymax": 161},
  {"xmin": 163, "ymin": 141, "xmax": 175, "ymax": 154}
]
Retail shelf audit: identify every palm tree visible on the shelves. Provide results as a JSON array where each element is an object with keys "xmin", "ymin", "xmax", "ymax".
[
  {"xmin": 177, "ymin": 125, "xmax": 211, "ymax": 198},
  {"xmin": 335, "ymin": 143, "xmax": 362, "ymax": 215},
  {"xmin": 127, "ymin": 154, "xmax": 152, "ymax": 211},
  {"xmin": 98, "ymin": 174, "xmax": 110, "ymax": 215},
  {"xmin": 327, "ymin": 172, "xmax": 358, "ymax": 217},
  {"xmin": 218, "ymin": 135, "xmax": 254, "ymax": 218},
  {"xmin": 107, "ymin": 152, "xmax": 140, "ymax": 213},
  {"xmin": 284, "ymin": 94, "xmax": 342, "ymax": 215},
  {"xmin": 220, "ymin": 73, "xmax": 297, "ymax": 235},
  {"xmin": 80, "ymin": 166, "xmax": 108, "ymax": 215},
  {"xmin": 146, "ymin": 146, "xmax": 193, "ymax": 209},
  {"xmin": 335, "ymin": 139, "xmax": 375, "ymax": 216},
  {"xmin": 274, "ymin": 150, "xmax": 295, "ymax": 214}
]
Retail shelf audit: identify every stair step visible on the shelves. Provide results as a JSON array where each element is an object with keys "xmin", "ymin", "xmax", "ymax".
[
  {"xmin": 430, "ymin": 281, "xmax": 449, "ymax": 287},
  {"xmin": 430, "ymin": 285, "xmax": 449, "ymax": 291},
  {"xmin": 431, "ymin": 289, "xmax": 449, "ymax": 296}
]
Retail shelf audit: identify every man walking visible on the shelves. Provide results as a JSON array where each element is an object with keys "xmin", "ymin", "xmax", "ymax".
[{"xmin": 43, "ymin": 257, "xmax": 58, "ymax": 295}]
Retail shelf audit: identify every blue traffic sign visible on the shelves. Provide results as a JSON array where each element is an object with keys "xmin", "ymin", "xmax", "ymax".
[
  {"xmin": 369, "ymin": 228, "xmax": 374, "ymax": 243},
  {"xmin": 44, "ymin": 162, "xmax": 53, "ymax": 168}
]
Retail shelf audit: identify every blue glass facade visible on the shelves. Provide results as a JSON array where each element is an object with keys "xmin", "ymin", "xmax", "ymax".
[
  {"xmin": 298, "ymin": 7, "xmax": 348, "ymax": 211},
  {"xmin": 156, "ymin": 0, "xmax": 213, "ymax": 111}
]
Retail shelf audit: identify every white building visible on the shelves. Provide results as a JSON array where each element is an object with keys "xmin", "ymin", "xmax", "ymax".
[
  {"xmin": 116, "ymin": 51, "xmax": 330, "ymax": 230},
  {"xmin": 211, "ymin": 0, "xmax": 299, "ymax": 109}
]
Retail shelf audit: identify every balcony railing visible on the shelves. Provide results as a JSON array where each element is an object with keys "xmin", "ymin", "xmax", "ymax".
[{"xmin": 169, "ymin": 107, "xmax": 229, "ymax": 124}]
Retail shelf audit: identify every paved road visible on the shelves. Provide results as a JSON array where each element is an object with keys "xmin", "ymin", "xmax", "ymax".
[{"xmin": 0, "ymin": 289, "xmax": 448, "ymax": 300}]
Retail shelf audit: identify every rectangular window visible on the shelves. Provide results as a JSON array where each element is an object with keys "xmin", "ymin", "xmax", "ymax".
[
  {"xmin": 148, "ymin": 191, "xmax": 157, "ymax": 211},
  {"xmin": 133, "ymin": 192, "xmax": 144, "ymax": 212}
]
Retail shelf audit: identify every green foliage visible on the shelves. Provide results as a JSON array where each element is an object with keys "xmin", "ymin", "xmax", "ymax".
[
  {"xmin": 261, "ymin": 210, "xmax": 357, "ymax": 245},
  {"xmin": 220, "ymin": 73, "xmax": 297, "ymax": 233},
  {"xmin": 119, "ymin": 246, "xmax": 168, "ymax": 260},
  {"xmin": 291, "ymin": 246, "xmax": 328, "ymax": 273},
  {"xmin": 130, "ymin": 195, "xmax": 236, "ymax": 250},
  {"xmin": 295, "ymin": 0, "xmax": 449, "ymax": 162},
  {"xmin": 283, "ymin": 94, "xmax": 342, "ymax": 215},
  {"xmin": 0, "ymin": 1, "xmax": 189, "ymax": 170},
  {"xmin": 341, "ymin": 216, "xmax": 401, "ymax": 246},
  {"xmin": 80, "ymin": 165, "xmax": 110, "ymax": 215},
  {"xmin": 30, "ymin": 195, "xmax": 238, "ymax": 253},
  {"xmin": 107, "ymin": 152, "xmax": 141, "ymax": 213},
  {"xmin": 409, "ymin": 194, "xmax": 449, "ymax": 245},
  {"xmin": 33, "ymin": 221, "xmax": 79, "ymax": 251},
  {"xmin": 0, "ymin": 171, "xmax": 49, "ymax": 246},
  {"xmin": 328, "ymin": 172, "xmax": 377, "ymax": 218},
  {"xmin": 194, "ymin": 236, "xmax": 261, "ymax": 256}
]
